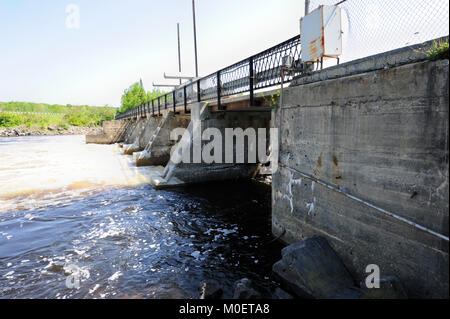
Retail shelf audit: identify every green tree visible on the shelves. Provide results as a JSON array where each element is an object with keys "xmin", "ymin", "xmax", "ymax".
[
  {"xmin": 119, "ymin": 82, "xmax": 147, "ymax": 113},
  {"xmin": 118, "ymin": 81, "xmax": 168, "ymax": 114}
]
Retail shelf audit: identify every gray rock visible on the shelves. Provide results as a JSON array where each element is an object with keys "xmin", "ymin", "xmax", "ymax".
[
  {"xmin": 360, "ymin": 275, "xmax": 408, "ymax": 299},
  {"xmin": 328, "ymin": 287, "xmax": 363, "ymax": 299},
  {"xmin": 233, "ymin": 278, "xmax": 261, "ymax": 299},
  {"xmin": 272, "ymin": 236, "xmax": 355, "ymax": 299},
  {"xmin": 200, "ymin": 281, "xmax": 223, "ymax": 299},
  {"xmin": 272, "ymin": 287, "xmax": 294, "ymax": 299}
]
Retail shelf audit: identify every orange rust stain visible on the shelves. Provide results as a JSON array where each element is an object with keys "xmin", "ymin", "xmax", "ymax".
[{"xmin": 307, "ymin": 36, "xmax": 323, "ymax": 60}]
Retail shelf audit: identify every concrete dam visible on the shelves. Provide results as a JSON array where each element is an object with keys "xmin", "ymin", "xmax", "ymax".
[{"xmin": 87, "ymin": 39, "xmax": 449, "ymax": 298}]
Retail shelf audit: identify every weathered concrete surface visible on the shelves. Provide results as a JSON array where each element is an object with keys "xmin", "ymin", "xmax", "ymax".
[
  {"xmin": 86, "ymin": 120, "xmax": 131, "ymax": 144},
  {"xmin": 122, "ymin": 117, "xmax": 148, "ymax": 154},
  {"xmin": 133, "ymin": 112, "xmax": 191, "ymax": 166},
  {"xmin": 273, "ymin": 49, "xmax": 449, "ymax": 298},
  {"xmin": 151, "ymin": 103, "xmax": 271, "ymax": 188},
  {"xmin": 123, "ymin": 116, "xmax": 163, "ymax": 155}
]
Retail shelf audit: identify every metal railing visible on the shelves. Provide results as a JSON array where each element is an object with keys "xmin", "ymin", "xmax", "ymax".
[{"xmin": 115, "ymin": 35, "xmax": 302, "ymax": 120}]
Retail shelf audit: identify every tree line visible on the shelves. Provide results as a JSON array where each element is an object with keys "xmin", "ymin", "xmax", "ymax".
[{"xmin": 118, "ymin": 80, "xmax": 169, "ymax": 114}]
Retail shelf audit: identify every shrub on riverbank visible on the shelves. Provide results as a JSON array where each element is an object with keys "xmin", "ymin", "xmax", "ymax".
[
  {"xmin": 0, "ymin": 113, "xmax": 68, "ymax": 129},
  {"xmin": 0, "ymin": 102, "xmax": 117, "ymax": 128}
]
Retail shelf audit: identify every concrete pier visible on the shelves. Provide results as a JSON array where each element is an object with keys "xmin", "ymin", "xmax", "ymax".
[
  {"xmin": 85, "ymin": 120, "xmax": 131, "ymax": 144},
  {"xmin": 122, "ymin": 117, "xmax": 148, "ymax": 154},
  {"xmin": 133, "ymin": 112, "xmax": 191, "ymax": 166},
  {"xmin": 150, "ymin": 102, "xmax": 272, "ymax": 188},
  {"xmin": 123, "ymin": 116, "xmax": 162, "ymax": 155}
]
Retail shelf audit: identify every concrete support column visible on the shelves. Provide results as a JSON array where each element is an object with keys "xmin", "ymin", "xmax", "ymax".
[
  {"xmin": 133, "ymin": 111, "xmax": 191, "ymax": 166},
  {"xmin": 86, "ymin": 119, "xmax": 132, "ymax": 144},
  {"xmin": 150, "ymin": 102, "xmax": 272, "ymax": 188},
  {"xmin": 122, "ymin": 117, "xmax": 148, "ymax": 154},
  {"xmin": 123, "ymin": 113, "xmax": 166, "ymax": 155}
]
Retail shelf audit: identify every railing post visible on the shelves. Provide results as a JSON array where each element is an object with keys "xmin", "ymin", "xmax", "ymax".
[
  {"xmin": 152, "ymin": 100, "xmax": 154, "ymax": 117},
  {"xmin": 217, "ymin": 70, "xmax": 222, "ymax": 110},
  {"xmin": 197, "ymin": 80, "xmax": 201, "ymax": 102},
  {"xmin": 184, "ymin": 86, "xmax": 187, "ymax": 113},
  {"xmin": 165, "ymin": 94, "xmax": 167, "ymax": 110},
  {"xmin": 158, "ymin": 97, "xmax": 161, "ymax": 116},
  {"xmin": 173, "ymin": 91, "xmax": 176, "ymax": 114},
  {"xmin": 249, "ymin": 56, "xmax": 254, "ymax": 106}
]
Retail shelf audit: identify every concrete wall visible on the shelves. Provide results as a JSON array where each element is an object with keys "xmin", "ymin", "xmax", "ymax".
[
  {"xmin": 134, "ymin": 113, "xmax": 191, "ymax": 166},
  {"xmin": 151, "ymin": 103, "xmax": 272, "ymax": 188},
  {"xmin": 272, "ymin": 46, "xmax": 449, "ymax": 298},
  {"xmin": 123, "ymin": 116, "xmax": 163, "ymax": 155},
  {"xmin": 86, "ymin": 119, "xmax": 131, "ymax": 144},
  {"xmin": 122, "ymin": 117, "xmax": 147, "ymax": 149}
]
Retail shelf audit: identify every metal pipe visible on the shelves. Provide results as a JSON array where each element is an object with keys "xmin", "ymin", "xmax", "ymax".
[
  {"xmin": 279, "ymin": 163, "xmax": 449, "ymax": 242},
  {"xmin": 164, "ymin": 73, "xmax": 195, "ymax": 80},
  {"xmin": 152, "ymin": 83, "xmax": 178, "ymax": 88},
  {"xmin": 305, "ymin": 0, "xmax": 310, "ymax": 15},
  {"xmin": 177, "ymin": 23, "xmax": 182, "ymax": 85},
  {"xmin": 192, "ymin": 0, "xmax": 199, "ymax": 77}
]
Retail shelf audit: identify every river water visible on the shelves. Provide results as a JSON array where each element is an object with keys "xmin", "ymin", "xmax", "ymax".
[{"xmin": 0, "ymin": 135, "xmax": 282, "ymax": 299}]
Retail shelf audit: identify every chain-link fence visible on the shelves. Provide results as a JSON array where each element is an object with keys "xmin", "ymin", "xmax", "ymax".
[{"xmin": 310, "ymin": 0, "xmax": 449, "ymax": 63}]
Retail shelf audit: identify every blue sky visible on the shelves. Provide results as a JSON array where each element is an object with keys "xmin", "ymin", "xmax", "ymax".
[
  {"xmin": 0, "ymin": 0, "xmax": 305, "ymax": 107},
  {"xmin": 1, "ymin": 0, "xmax": 448, "ymax": 107}
]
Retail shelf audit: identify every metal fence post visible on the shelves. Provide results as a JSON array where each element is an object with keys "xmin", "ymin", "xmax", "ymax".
[
  {"xmin": 217, "ymin": 70, "xmax": 222, "ymax": 110},
  {"xmin": 197, "ymin": 80, "xmax": 201, "ymax": 102},
  {"xmin": 184, "ymin": 86, "xmax": 187, "ymax": 113},
  {"xmin": 152, "ymin": 100, "xmax": 154, "ymax": 117},
  {"xmin": 249, "ymin": 57, "xmax": 254, "ymax": 106},
  {"xmin": 158, "ymin": 97, "xmax": 161, "ymax": 116},
  {"xmin": 173, "ymin": 91, "xmax": 176, "ymax": 114},
  {"xmin": 165, "ymin": 94, "xmax": 167, "ymax": 110}
]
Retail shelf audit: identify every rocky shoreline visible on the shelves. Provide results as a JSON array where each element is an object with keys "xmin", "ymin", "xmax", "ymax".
[{"xmin": 0, "ymin": 125, "xmax": 103, "ymax": 137}]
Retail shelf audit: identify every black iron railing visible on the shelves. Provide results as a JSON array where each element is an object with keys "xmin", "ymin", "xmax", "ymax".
[{"xmin": 115, "ymin": 35, "xmax": 301, "ymax": 120}]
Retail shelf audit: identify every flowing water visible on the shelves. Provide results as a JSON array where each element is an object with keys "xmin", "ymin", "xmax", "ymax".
[{"xmin": 0, "ymin": 135, "xmax": 282, "ymax": 299}]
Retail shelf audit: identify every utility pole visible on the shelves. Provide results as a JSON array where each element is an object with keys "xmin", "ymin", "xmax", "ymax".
[
  {"xmin": 177, "ymin": 23, "xmax": 182, "ymax": 85},
  {"xmin": 305, "ymin": 0, "xmax": 310, "ymax": 15},
  {"xmin": 192, "ymin": 0, "xmax": 199, "ymax": 77}
]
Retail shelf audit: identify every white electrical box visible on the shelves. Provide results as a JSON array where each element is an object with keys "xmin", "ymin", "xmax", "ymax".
[{"xmin": 300, "ymin": 5, "xmax": 342, "ymax": 63}]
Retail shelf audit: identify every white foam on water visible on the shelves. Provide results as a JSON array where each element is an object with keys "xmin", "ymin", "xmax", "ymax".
[
  {"xmin": 108, "ymin": 271, "xmax": 122, "ymax": 281},
  {"xmin": 0, "ymin": 135, "xmax": 161, "ymax": 212}
]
